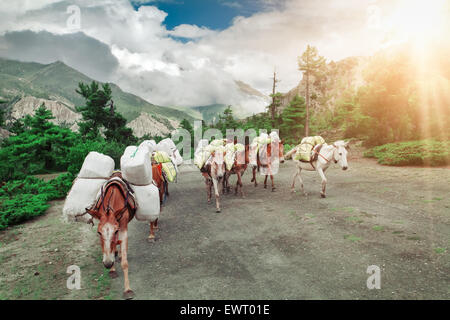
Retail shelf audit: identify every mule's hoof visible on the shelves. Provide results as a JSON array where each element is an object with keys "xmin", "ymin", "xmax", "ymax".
[
  {"xmin": 109, "ymin": 271, "xmax": 118, "ymax": 279},
  {"xmin": 123, "ymin": 290, "xmax": 135, "ymax": 300},
  {"xmin": 216, "ymin": 209, "xmax": 221, "ymax": 213},
  {"xmin": 147, "ymin": 236, "xmax": 156, "ymax": 243},
  {"xmin": 321, "ymin": 194, "xmax": 326, "ymax": 198},
  {"xmin": 264, "ymin": 185, "xmax": 267, "ymax": 189},
  {"xmin": 272, "ymin": 188, "xmax": 276, "ymax": 192}
]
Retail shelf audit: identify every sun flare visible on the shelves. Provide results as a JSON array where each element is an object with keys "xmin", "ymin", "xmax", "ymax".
[{"xmin": 385, "ymin": 0, "xmax": 448, "ymax": 42}]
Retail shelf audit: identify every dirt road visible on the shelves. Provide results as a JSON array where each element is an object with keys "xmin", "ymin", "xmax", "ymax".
[{"xmin": 109, "ymin": 158, "xmax": 449, "ymax": 299}]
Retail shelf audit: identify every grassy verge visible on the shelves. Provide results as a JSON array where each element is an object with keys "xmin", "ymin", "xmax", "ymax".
[
  {"xmin": 364, "ymin": 139, "xmax": 450, "ymax": 166},
  {"xmin": 0, "ymin": 199, "xmax": 114, "ymax": 300}
]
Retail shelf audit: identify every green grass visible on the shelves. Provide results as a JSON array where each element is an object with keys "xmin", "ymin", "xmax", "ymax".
[
  {"xmin": 346, "ymin": 216, "xmax": 363, "ymax": 223},
  {"xmin": 434, "ymin": 247, "xmax": 446, "ymax": 254},
  {"xmin": 372, "ymin": 225, "xmax": 384, "ymax": 231},
  {"xmin": 344, "ymin": 234, "xmax": 361, "ymax": 242},
  {"xmin": 364, "ymin": 139, "xmax": 450, "ymax": 166}
]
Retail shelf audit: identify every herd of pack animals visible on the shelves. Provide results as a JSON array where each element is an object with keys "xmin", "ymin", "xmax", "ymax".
[{"xmin": 67, "ymin": 134, "xmax": 350, "ymax": 299}]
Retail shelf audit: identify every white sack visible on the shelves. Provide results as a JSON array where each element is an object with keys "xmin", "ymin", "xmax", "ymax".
[
  {"xmin": 134, "ymin": 184, "xmax": 161, "ymax": 222},
  {"xmin": 121, "ymin": 146, "xmax": 152, "ymax": 185},
  {"xmin": 171, "ymin": 149, "xmax": 183, "ymax": 166},
  {"xmin": 78, "ymin": 151, "xmax": 115, "ymax": 178},
  {"xmin": 139, "ymin": 140, "xmax": 157, "ymax": 154},
  {"xmin": 63, "ymin": 178, "xmax": 105, "ymax": 223}
]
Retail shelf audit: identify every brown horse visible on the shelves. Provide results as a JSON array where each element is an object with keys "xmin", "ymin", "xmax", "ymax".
[
  {"xmin": 223, "ymin": 143, "xmax": 250, "ymax": 198},
  {"xmin": 251, "ymin": 140, "xmax": 285, "ymax": 191},
  {"xmin": 86, "ymin": 173, "xmax": 136, "ymax": 300},
  {"xmin": 201, "ymin": 151, "xmax": 226, "ymax": 212},
  {"xmin": 148, "ymin": 163, "xmax": 167, "ymax": 241}
]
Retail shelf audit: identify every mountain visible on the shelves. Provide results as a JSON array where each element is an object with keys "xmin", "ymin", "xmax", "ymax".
[
  {"xmin": 0, "ymin": 58, "xmax": 198, "ymax": 137},
  {"xmin": 177, "ymin": 81, "xmax": 270, "ymax": 124}
]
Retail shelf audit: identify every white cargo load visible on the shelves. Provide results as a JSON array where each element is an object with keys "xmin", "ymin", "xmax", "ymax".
[
  {"xmin": 63, "ymin": 151, "xmax": 115, "ymax": 223},
  {"xmin": 156, "ymin": 138, "xmax": 183, "ymax": 166},
  {"xmin": 78, "ymin": 151, "xmax": 115, "ymax": 178},
  {"xmin": 139, "ymin": 140, "xmax": 157, "ymax": 154},
  {"xmin": 134, "ymin": 184, "xmax": 161, "ymax": 222},
  {"xmin": 63, "ymin": 179, "xmax": 105, "ymax": 223},
  {"xmin": 120, "ymin": 146, "xmax": 152, "ymax": 186}
]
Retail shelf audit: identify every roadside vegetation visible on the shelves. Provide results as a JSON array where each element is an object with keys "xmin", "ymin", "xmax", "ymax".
[
  {"xmin": 178, "ymin": 45, "xmax": 449, "ymax": 167},
  {"xmin": 364, "ymin": 140, "xmax": 450, "ymax": 166},
  {"xmin": 0, "ymin": 81, "xmax": 160, "ymax": 230}
]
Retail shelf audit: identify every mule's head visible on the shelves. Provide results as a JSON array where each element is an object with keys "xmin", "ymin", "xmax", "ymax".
[
  {"xmin": 211, "ymin": 151, "xmax": 226, "ymax": 179},
  {"xmin": 87, "ymin": 202, "xmax": 120, "ymax": 269},
  {"xmin": 333, "ymin": 140, "xmax": 349, "ymax": 171}
]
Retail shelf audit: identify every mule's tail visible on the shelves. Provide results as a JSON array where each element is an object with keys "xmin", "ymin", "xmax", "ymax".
[{"xmin": 284, "ymin": 147, "xmax": 297, "ymax": 160}]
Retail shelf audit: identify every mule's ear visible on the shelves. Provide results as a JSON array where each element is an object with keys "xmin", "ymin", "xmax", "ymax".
[
  {"xmin": 344, "ymin": 141, "xmax": 350, "ymax": 149},
  {"xmin": 86, "ymin": 208, "xmax": 101, "ymax": 220},
  {"xmin": 280, "ymin": 139, "xmax": 285, "ymax": 144}
]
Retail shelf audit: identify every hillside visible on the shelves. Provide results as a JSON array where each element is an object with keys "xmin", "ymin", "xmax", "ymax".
[
  {"xmin": 279, "ymin": 56, "xmax": 368, "ymax": 114},
  {"xmin": 0, "ymin": 58, "xmax": 197, "ymax": 136}
]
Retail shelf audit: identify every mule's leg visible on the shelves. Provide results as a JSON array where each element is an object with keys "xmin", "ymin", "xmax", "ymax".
[
  {"xmin": 317, "ymin": 168, "xmax": 327, "ymax": 198},
  {"xmin": 154, "ymin": 218, "xmax": 159, "ymax": 231},
  {"xmin": 291, "ymin": 167, "xmax": 299, "ymax": 192},
  {"xmin": 223, "ymin": 171, "xmax": 230, "ymax": 194},
  {"xmin": 119, "ymin": 230, "xmax": 134, "ymax": 299},
  {"xmin": 270, "ymin": 175, "xmax": 275, "ymax": 191},
  {"xmin": 212, "ymin": 178, "xmax": 221, "ymax": 213},
  {"xmin": 148, "ymin": 221, "xmax": 156, "ymax": 241},
  {"xmin": 251, "ymin": 166, "xmax": 258, "ymax": 187},
  {"xmin": 165, "ymin": 181, "xmax": 169, "ymax": 197},
  {"xmin": 297, "ymin": 168, "xmax": 307, "ymax": 196},
  {"xmin": 205, "ymin": 178, "xmax": 212, "ymax": 203},
  {"xmin": 237, "ymin": 171, "xmax": 245, "ymax": 198},
  {"xmin": 264, "ymin": 175, "xmax": 268, "ymax": 188}
]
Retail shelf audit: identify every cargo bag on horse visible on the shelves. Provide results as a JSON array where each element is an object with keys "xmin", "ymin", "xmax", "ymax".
[
  {"xmin": 63, "ymin": 151, "xmax": 115, "ymax": 224},
  {"xmin": 293, "ymin": 136, "xmax": 326, "ymax": 163}
]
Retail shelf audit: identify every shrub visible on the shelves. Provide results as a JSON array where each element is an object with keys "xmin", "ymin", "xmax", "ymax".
[
  {"xmin": 364, "ymin": 140, "xmax": 450, "ymax": 166},
  {"xmin": 0, "ymin": 173, "xmax": 74, "ymax": 230}
]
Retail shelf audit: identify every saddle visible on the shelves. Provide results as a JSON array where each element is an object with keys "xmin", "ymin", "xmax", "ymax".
[
  {"xmin": 90, "ymin": 171, "xmax": 137, "ymax": 222},
  {"xmin": 299, "ymin": 144, "xmax": 323, "ymax": 168}
]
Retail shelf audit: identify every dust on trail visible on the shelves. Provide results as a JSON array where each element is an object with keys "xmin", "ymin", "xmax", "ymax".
[{"xmin": 109, "ymin": 159, "xmax": 449, "ymax": 300}]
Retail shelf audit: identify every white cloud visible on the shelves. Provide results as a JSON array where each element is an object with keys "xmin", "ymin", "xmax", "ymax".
[
  {"xmin": 168, "ymin": 24, "xmax": 217, "ymax": 39},
  {"xmin": 0, "ymin": 0, "xmax": 416, "ymax": 112}
]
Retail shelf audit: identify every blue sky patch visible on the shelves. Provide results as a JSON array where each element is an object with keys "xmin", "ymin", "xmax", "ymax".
[{"xmin": 131, "ymin": 0, "xmax": 264, "ymax": 31}]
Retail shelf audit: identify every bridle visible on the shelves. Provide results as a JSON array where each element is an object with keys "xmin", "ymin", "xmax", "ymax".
[{"xmin": 313, "ymin": 145, "xmax": 338, "ymax": 164}]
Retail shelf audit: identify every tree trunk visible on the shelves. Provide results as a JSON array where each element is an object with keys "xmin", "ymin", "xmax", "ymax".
[
  {"xmin": 305, "ymin": 69, "xmax": 310, "ymax": 137},
  {"xmin": 271, "ymin": 71, "xmax": 276, "ymax": 122}
]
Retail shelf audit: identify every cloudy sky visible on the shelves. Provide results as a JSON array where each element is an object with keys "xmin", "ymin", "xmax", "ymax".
[{"xmin": 0, "ymin": 0, "xmax": 438, "ymax": 111}]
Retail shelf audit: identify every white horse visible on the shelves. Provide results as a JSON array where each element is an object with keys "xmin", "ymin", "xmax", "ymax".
[{"xmin": 286, "ymin": 140, "xmax": 349, "ymax": 198}]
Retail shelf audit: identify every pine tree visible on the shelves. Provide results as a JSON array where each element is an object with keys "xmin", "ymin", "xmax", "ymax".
[
  {"xmin": 280, "ymin": 95, "xmax": 306, "ymax": 144},
  {"xmin": 298, "ymin": 45, "xmax": 326, "ymax": 136},
  {"xmin": 76, "ymin": 81, "xmax": 112, "ymax": 139},
  {"xmin": 76, "ymin": 81, "xmax": 136, "ymax": 143}
]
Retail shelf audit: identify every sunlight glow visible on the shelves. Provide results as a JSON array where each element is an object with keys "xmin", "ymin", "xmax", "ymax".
[{"xmin": 382, "ymin": 0, "xmax": 448, "ymax": 45}]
